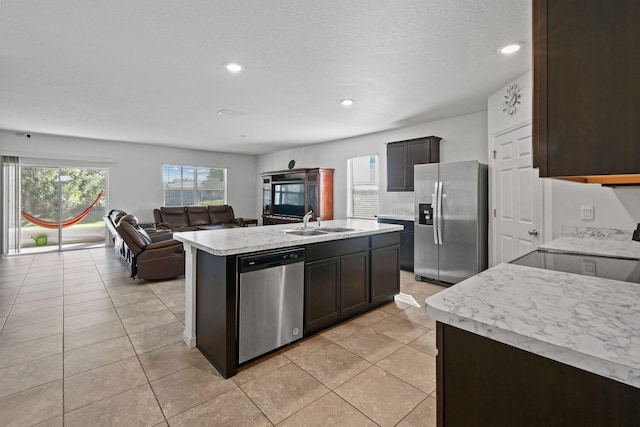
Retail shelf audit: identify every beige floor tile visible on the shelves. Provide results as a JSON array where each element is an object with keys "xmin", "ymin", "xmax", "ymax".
[
  {"xmin": 0, "ymin": 353, "xmax": 62, "ymax": 399},
  {"xmin": 397, "ymin": 395, "xmax": 436, "ymax": 427},
  {"xmin": 335, "ymin": 366, "xmax": 426, "ymax": 427},
  {"xmin": 294, "ymin": 343, "xmax": 371, "ymax": 389},
  {"xmin": 409, "ymin": 329, "xmax": 437, "ymax": 356},
  {"xmin": 10, "ymin": 297, "xmax": 63, "ymax": 315},
  {"xmin": 168, "ymin": 388, "xmax": 270, "ymax": 427},
  {"xmin": 64, "ymin": 336, "xmax": 135, "ymax": 377},
  {"xmin": 393, "ymin": 306, "xmax": 437, "ymax": 329},
  {"xmin": 0, "ymin": 319, "xmax": 63, "ymax": 346},
  {"xmin": 14, "ymin": 288, "xmax": 63, "ymax": 304},
  {"xmin": 0, "ymin": 334, "xmax": 62, "ymax": 370},
  {"xmin": 232, "ymin": 353, "xmax": 290, "ymax": 386},
  {"xmin": 63, "ymin": 297, "xmax": 114, "ymax": 318},
  {"xmin": 241, "ymin": 363, "xmax": 329, "ymax": 424},
  {"xmin": 349, "ymin": 309, "xmax": 392, "ymax": 327},
  {"xmin": 376, "ymin": 346, "xmax": 436, "ymax": 394},
  {"xmin": 0, "ymin": 294, "xmax": 16, "ymax": 307},
  {"xmin": 33, "ymin": 415, "xmax": 63, "ymax": 426},
  {"xmin": 63, "ymin": 282, "xmax": 105, "ymax": 296},
  {"xmin": 279, "ymin": 392, "xmax": 377, "ymax": 427},
  {"xmin": 370, "ymin": 315, "xmax": 429, "ymax": 344},
  {"xmin": 63, "ymin": 319, "xmax": 126, "ymax": 351},
  {"xmin": 115, "ymin": 298, "xmax": 166, "ymax": 320},
  {"xmin": 63, "ymin": 356, "xmax": 147, "ymax": 412},
  {"xmin": 110, "ymin": 290, "xmax": 159, "ymax": 308},
  {"xmin": 64, "ymin": 290, "xmax": 110, "ymax": 306},
  {"xmin": 320, "ymin": 320, "xmax": 364, "ymax": 342},
  {"xmin": 0, "ymin": 380, "xmax": 62, "ymax": 427},
  {"xmin": 281, "ymin": 334, "xmax": 333, "ymax": 361},
  {"xmin": 3, "ymin": 306, "xmax": 63, "ymax": 330},
  {"xmin": 151, "ymin": 364, "xmax": 237, "ymax": 418},
  {"xmin": 63, "ymin": 307, "xmax": 120, "ymax": 332},
  {"xmin": 378, "ymin": 299, "xmax": 412, "ymax": 314},
  {"xmin": 64, "ymin": 384, "xmax": 165, "ymax": 427},
  {"xmin": 0, "ymin": 305, "xmax": 10, "ymax": 318},
  {"xmin": 335, "ymin": 328, "xmax": 404, "ymax": 363},
  {"xmin": 0, "ymin": 287, "xmax": 20, "ymax": 297},
  {"xmin": 138, "ymin": 341, "xmax": 210, "ymax": 381},
  {"xmin": 20, "ymin": 282, "xmax": 63, "ymax": 292},
  {"xmin": 128, "ymin": 320, "xmax": 183, "ymax": 354}
]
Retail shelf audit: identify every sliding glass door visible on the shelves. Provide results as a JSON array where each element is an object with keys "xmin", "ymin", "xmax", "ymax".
[{"xmin": 18, "ymin": 165, "xmax": 107, "ymax": 253}]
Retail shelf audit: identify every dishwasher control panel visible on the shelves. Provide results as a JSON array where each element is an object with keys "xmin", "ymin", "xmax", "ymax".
[{"xmin": 239, "ymin": 247, "xmax": 305, "ymax": 272}]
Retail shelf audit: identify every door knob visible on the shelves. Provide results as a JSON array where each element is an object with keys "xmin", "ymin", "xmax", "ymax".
[{"xmin": 528, "ymin": 229, "xmax": 539, "ymax": 236}]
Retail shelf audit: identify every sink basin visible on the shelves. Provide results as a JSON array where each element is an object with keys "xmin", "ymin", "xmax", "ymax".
[
  {"xmin": 285, "ymin": 229, "xmax": 329, "ymax": 236},
  {"xmin": 318, "ymin": 227, "xmax": 356, "ymax": 233}
]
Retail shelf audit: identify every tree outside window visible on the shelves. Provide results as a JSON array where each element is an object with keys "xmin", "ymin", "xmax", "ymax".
[{"xmin": 163, "ymin": 165, "xmax": 226, "ymax": 206}]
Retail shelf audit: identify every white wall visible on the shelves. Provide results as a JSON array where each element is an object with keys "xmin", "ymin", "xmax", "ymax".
[
  {"xmin": 487, "ymin": 71, "xmax": 640, "ymax": 245},
  {"xmin": 0, "ymin": 131, "xmax": 258, "ymax": 221},
  {"xmin": 257, "ymin": 111, "xmax": 488, "ymax": 219}
]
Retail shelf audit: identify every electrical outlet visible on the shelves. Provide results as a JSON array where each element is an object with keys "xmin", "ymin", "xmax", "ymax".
[{"xmin": 580, "ymin": 205, "xmax": 594, "ymax": 221}]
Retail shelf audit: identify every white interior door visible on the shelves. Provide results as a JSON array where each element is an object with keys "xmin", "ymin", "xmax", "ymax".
[{"xmin": 493, "ymin": 123, "xmax": 542, "ymax": 264}]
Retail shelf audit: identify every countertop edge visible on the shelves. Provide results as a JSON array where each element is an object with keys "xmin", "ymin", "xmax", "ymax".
[{"xmin": 426, "ymin": 292, "xmax": 640, "ymax": 389}]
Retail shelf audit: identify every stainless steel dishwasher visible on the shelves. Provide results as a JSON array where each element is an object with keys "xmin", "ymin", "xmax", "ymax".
[{"xmin": 238, "ymin": 247, "xmax": 305, "ymax": 364}]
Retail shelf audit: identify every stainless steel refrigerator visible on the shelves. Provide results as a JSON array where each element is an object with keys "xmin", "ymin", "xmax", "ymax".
[{"xmin": 414, "ymin": 160, "xmax": 488, "ymax": 285}]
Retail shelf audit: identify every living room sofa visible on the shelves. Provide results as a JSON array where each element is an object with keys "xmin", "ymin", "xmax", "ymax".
[
  {"xmin": 153, "ymin": 205, "xmax": 246, "ymax": 232},
  {"xmin": 104, "ymin": 209, "xmax": 184, "ymax": 280}
]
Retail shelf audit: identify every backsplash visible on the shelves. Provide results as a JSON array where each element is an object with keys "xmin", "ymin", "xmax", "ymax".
[{"xmin": 560, "ymin": 226, "xmax": 633, "ymax": 241}]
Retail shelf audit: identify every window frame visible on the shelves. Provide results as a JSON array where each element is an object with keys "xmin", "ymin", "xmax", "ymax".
[
  {"xmin": 162, "ymin": 164, "xmax": 227, "ymax": 207},
  {"xmin": 347, "ymin": 154, "xmax": 379, "ymax": 220}
]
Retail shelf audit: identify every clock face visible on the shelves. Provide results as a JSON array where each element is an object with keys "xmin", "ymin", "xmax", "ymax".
[{"xmin": 502, "ymin": 83, "xmax": 521, "ymax": 117}]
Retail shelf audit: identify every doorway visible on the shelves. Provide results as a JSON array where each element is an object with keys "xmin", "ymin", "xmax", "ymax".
[{"xmin": 17, "ymin": 165, "xmax": 107, "ymax": 254}]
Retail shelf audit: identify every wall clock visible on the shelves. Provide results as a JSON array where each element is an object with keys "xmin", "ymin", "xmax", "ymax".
[{"xmin": 502, "ymin": 83, "xmax": 521, "ymax": 117}]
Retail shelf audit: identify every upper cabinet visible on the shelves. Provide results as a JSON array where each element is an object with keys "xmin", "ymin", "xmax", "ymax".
[
  {"xmin": 387, "ymin": 136, "xmax": 441, "ymax": 191},
  {"xmin": 533, "ymin": 0, "xmax": 640, "ymax": 185}
]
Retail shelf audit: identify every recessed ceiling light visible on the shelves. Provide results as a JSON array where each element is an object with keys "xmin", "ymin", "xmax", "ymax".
[
  {"xmin": 499, "ymin": 43, "xmax": 523, "ymax": 54},
  {"xmin": 340, "ymin": 99, "xmax": 354, "ymax": 106},
  {"xmin": 225, "ymin": 63, "xmax": 243, "ymax": 73}
]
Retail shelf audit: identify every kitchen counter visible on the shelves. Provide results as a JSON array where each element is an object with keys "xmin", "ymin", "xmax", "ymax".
[
  {"xmin": 173, "ymin": 219, "xmax": 402, "ymax": 256},
  {"xmin": 174, "ymin": 219, "xmax": 402, "ymax": 377},
  {"xmin": 377, "ymin": 213, "xmax": 414, "ymax": 222},
  {"xmin": 426, "ymin": 227, "xmax": 640, "ymax": 388}
]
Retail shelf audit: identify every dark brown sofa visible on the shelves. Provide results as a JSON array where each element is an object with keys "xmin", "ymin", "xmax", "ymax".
[
  {"xmin": 116, "ymin": 221, "xmax": 185, "ymax": 280},
  {"xmin": 153, "ymin": 205, "xmax": 246, "ymax": 232}
]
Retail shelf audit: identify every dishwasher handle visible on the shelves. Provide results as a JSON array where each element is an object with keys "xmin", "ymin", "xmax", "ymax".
[{"xmin": 239, "ymin": 247, "xmax": 305, "ymax": 273}]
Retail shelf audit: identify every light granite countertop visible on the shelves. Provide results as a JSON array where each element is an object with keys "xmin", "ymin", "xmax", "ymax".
[
  {"xmin": 426, "ymin": 227, "xmax": 640, "ymax": 388},
  {"xmin": 377, "ymin": 214, "xmax": 414, "ymax": 222},
  {"xmin": 173, "ymin": 219, "xmax": 402, "ymax": 256}
]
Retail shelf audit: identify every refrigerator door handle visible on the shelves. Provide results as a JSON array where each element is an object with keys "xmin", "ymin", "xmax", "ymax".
[
  {"xmin": 436, "ymin": 181, "xmax": 443, "ymax": 244},
  {"xmin": 432, "ymin": 182, "xmax": 439, "ymax": 244}
]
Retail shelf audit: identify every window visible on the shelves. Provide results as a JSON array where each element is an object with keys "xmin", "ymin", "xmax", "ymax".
[
  {"xmin": 163, "ymin": 165, "xmax": 226, "ymax": 206},
  {"xmin": 348, "ymin": 155, "xmax": 379, "ymax": 219}
]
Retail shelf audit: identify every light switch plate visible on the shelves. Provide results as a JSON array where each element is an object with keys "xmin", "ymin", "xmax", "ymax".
[{"xmin": 580, "ymin": 205, "xmax": 594, "ymax": 221}]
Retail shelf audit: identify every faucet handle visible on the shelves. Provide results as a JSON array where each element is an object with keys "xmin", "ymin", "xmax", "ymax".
[{"xmin": 316, "ymin": 217, "xmax": 321, "ymax": 227}]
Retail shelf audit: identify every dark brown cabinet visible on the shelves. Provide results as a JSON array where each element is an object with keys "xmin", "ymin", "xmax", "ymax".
[
  {"xmin": 377, "ymin": 218, "xmax": 414, "ymax": 272},
  {"xmin": 261, "ymin": 168, "xmax": 334, "ymax": 225},
  {"xmin": 387, "ymin": 136, "xmax": 441, "ymax": 191},
  {"xmin": 436, "ymin": 322, "xmax": 640, "ymax": 426},
  {"xmin": 304, "ymin": 234, "xmax": 399, "ymax": 335},
  {"xmin": 370, "ymin": 234, "xmax": 400, "ymax": 304},
  {"xmin": 533, "ymin": 0, "xmax": 640, "ymax": 184}
]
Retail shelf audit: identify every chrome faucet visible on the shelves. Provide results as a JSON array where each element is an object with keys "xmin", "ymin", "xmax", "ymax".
[
  {"xmin": 303, "ymin": 210, "xmax": 313, "ymax": 228},
  {"xmin": 316, "ymin": 217, "xmax": 321, "ymax": 228}
]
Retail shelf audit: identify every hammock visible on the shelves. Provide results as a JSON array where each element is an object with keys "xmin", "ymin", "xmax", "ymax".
[{"xmin": 21, "ymin": 191, "xmax": 104, "ymax": 229}]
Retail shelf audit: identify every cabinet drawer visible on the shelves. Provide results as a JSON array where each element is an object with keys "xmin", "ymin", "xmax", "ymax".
[
  {"xmin": 306, "ymin": 237, "xmax": 369, "ymax": 262},
  {"xmin": 371, "ymin": 232, "xmax": 400, "ymax": 249}
]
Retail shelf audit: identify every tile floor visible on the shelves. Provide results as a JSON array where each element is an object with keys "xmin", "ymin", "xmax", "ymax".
[{"xmin": 0, "ymin": 248, "xmax": 445, "ymax": 426}]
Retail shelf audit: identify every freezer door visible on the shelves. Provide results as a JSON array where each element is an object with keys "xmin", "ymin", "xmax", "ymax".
[
  {"xmin": 437, "ymin": 161, "xmax": 487, "ymax": 284},
  {"xmin": 414, "ymin": 163, "xmax": 440, "ymax": 281}
]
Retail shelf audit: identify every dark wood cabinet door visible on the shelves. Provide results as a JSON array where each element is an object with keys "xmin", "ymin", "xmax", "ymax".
[
  {"xmin": 399, "ymin": 231, "xmax": 414, "ymax": 272},
  {"xmin": 533, "ymin": 0, "xmax": 640, "ymax": 177},
  {"xmin": 340, "ymin": 251, "xmax": 369, "ymax": 318},
  {"xmin": 387, "ymin": 142, "xmax": 407, "ymax": 191},
  {"xmin": 304, "ymin": 258, "xmax": 340, "ymax": 334},
  {"xmin": 370, "ymin": 245, "xmax": 400, "ymax": 304},
  {"xmin": 407, "ymin": 140, "xmax": 429, "ymax": 191}
]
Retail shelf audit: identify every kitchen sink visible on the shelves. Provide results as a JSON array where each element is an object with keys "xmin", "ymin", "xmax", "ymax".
[
  {"xmin": 285, "ymin": 229, "xmax": 329, "ymax": 236},
  {"xmin": 318, "ymin": 227, "xmax": 356, "ymax": 232}
]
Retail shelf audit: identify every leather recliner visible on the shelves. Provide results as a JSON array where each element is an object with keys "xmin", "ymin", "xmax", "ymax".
[{"xmin": 116, "ymin": 221, "xmax": 185, "ymax": 280}]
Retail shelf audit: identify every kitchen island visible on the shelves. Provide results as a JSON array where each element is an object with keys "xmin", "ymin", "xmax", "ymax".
[
  {"xmin": 426, "ymin": 227, "xmax": 640, "ymax": 426},
  {"xmin": 174, "ymin": 219, "xmax": 402, "ymax": 378}
]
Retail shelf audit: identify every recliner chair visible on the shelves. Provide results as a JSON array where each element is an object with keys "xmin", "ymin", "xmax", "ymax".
[{"xmin": 116, "ymin": 221, "xmax": 185, "ymax": 280}]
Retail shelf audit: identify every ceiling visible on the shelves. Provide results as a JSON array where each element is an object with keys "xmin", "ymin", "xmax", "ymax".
[{"xmin": 0, "ymin": 0, "xmax": 532, "ymax": 155}]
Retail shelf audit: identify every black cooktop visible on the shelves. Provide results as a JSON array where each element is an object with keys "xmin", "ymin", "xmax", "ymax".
[{"xmin": 510, "ymin": 250, "xmax": 640, "ymax": 284}]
